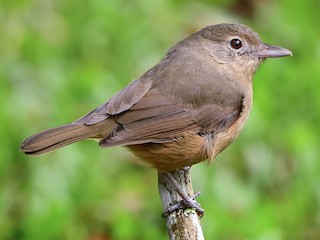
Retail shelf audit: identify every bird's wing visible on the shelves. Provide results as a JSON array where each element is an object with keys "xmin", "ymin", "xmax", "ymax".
[
  {"xmin": 74, "ymin": 77, "xmax": 153, "ymax": 125},
  {"xmin": 96, "ymin": 86, "xmax": 243, "ymax": 147}
]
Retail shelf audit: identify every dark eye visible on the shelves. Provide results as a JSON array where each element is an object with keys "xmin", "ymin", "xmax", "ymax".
[{"xmin": 230, "ymin": 38, "xmax": 242, "ymax": 49}]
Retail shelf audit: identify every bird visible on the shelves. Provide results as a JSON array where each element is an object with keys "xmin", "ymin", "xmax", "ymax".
[{"xmin": 20, "ymin": 23, "xmax": 292, "ymax": 213}]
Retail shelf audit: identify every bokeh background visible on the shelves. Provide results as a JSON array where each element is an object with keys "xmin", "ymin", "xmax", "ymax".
[{"xmin": 1, "ymin": 0, "xmax": 319, "ymax": 239}]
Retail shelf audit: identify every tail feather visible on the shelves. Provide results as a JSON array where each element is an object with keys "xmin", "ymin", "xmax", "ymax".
[{"xmin": 20, "ymin": 123, "xmax": 102, "ymax": 156}]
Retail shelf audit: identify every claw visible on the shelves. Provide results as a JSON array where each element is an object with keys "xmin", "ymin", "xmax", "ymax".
[
  {"xmin": 159, "ymin": 171, "xmax": 204, "ymax": 218},
  {"xmin": 162, "ymin": 191, "xmax": 204, "ymax": 218}
]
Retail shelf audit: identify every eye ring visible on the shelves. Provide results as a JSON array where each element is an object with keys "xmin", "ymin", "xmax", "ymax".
[{"xmin": 230, "ymin": 38, "xmax": 242, "ymax": 50}]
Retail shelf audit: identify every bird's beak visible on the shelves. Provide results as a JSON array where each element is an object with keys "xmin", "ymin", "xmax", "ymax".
[{"xmin": 254, "ymin": 44, "xmax": 293, "ymax": 58}]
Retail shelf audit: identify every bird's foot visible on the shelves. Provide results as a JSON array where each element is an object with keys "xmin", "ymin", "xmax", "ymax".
[
  {"xmin": 162, "ymin": 191, "xmax": 204, "ymax": 218},
  {"xmin": 160, "ymin": 170, "xmax": 204, "ymax": 218}
]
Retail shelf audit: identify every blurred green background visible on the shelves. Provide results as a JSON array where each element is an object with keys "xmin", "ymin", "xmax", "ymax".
[{"xmin": 1, "ymin": 0, "xmax": 319, "ymax": 239}]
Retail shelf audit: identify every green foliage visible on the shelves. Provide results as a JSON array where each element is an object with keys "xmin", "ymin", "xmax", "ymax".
[{"xmin": 1, "ymin": 0, "xmax": 319, "ymax": 239}]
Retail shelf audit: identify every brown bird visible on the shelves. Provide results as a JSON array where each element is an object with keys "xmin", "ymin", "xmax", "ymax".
[{"xmin": 20, "ymin": 23, "xmax": 291, "ymax": 212}]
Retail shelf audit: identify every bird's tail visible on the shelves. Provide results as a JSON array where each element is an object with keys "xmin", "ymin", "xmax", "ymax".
[{"xmin": 20, "ymin": 123, "xmax": 107, "ymax": 156}]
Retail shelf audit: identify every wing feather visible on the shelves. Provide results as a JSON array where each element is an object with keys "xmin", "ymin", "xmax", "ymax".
[
  {"xmin": 99, "ymin": 88, "xmax": 242, "ymax": 147},
  {"xmin": 74, "ymin": 76, "xmax": 242, "ymax": 148}
]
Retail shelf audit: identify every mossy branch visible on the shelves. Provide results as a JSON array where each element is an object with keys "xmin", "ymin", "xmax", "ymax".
[{"xmin": 158, "ymin": 169, "xmax": 204, "ymax": 240}]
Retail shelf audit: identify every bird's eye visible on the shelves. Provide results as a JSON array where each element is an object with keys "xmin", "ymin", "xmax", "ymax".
[{"xmin": 230, "ymin": 38, "xmax": 242, "ymax": 49}]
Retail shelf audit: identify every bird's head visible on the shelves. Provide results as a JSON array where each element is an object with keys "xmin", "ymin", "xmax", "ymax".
[{"xmin": 195, "ymin": 23, "xmax": 292, "ymax": 75}]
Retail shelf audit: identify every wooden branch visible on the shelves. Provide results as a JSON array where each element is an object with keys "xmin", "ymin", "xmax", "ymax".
[{"xmin": 158, "ymin": 169, "xmax": 204, "ymax": 240}]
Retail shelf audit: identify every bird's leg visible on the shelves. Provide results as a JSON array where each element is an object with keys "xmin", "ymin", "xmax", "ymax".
[{"xmin": 159, "ymin": 168, "xmax": 204, "ymax": 217}]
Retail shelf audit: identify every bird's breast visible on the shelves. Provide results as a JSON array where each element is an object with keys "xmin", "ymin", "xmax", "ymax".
[{"xmin": 204, "ymin": 91, "xmax": 253, "ymax": 162}]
